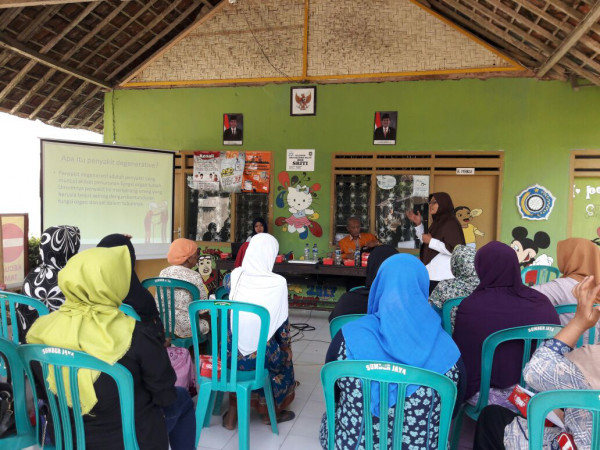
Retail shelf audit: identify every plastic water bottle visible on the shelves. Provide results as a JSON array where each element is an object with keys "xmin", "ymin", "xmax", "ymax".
[
  {"xmin": 312, "ymin": 243, "xmax": 318, "ymax": 261},
  {"xmin": 354, "ymin": 241, "xmax": 361, "ymax": 267},
  {"xmin": 304, "ymin": 243, "xmax": 310, "ymax": 260},
  {"xmin": 335, "ymin": 246, "xmax": 342, "ymax": 265}
]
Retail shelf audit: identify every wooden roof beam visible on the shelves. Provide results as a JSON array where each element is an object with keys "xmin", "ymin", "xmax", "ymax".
[
  {"xmin": 537, "ymin": 1, "xmax": 600, "ymax": 77},
  {"xmin": 61, "ymin": 85, "xmax": 101, "ymax": 127},
  {"xmin": 0, "ymin": 6, "xmax": 22, "ymax": 29},
  {"xmin": 47, "ymin": 80, "xmax": 87, "ymax": 124},
  {"xmin": 0, "ymin": 1, "xmax": 126, "ymax": 7},
  {"xmin": 27, "ymin": 73, "xmax": 70, "ymax": 119},
  {"xmin": 0, "ymin": 32, "xmax": 111, "ymax": 88}
]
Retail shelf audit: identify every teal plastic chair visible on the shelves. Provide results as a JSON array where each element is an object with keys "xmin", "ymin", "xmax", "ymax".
[
  {"xmin": 215, "ymin": 285, "xmax": 229, "ymax": 300},
  {"xmin": 17, "ymin": 344, "xmax": 139, "ymax": 449},
  {"xmin": 0, "ymin": 338, "xmax": 36, "ymax": 449},
  {"xmin": 521, "ymin": 266, "xmax": 560, "ymax": 285},
  {"xmin": 118, "ymin": 303, "xmax": 141, "ymax": 321},
  {"xmin": 441, "ymin": 296, "xmax": 465, "ymax": 335},
  {"xmin": 0, "ymin": 291, "xmax": 50, "ymax": 343},
  {"xmin": 349, "ymin": 285, "xmax": 366, "ymax": 293},
  {"xmin": 321, "ymin": 360, "xmax": 457, "ymax": 450},
  {"xmin": 189, "ymin": 300, "xmax": 278, "ymax": 450},
  {"xmin": 528, "ymin": 389, "xmax": 600, "ymax": 449},
  {"xmin": 450, "ymin": 324, "xmax": 563, "ymax": 450},
  {"xmin": 329, "ymin": 314, "xmax": 365, "ymax": 339},
  {"xmin": 555, "ymin": 303, "xmax": 600, "ymax": 347},
  {"xmin": 141, "ymin": 277, "xmax": 202, "ymax": 349}
]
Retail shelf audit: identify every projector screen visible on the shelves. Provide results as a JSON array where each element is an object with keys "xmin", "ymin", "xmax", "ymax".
[{"xmin": 42, "ymin": 139, "xmax": 174, "ymax": 259}]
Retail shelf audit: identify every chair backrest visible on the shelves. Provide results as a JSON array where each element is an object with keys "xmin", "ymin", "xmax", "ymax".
[
  {"xmin": 118, "ymin": 303, "xmax": 141, "ymax": 321},
  {"xmin": 349, "ymin": 285, "xmax": 366, "ymax": 293},
  {"xmin": 17, "ymin": 344, "xmax": 139, "ymax": 450},
  {"xmin": 329, "ymin": 314, "xmax": 365, "ymax": 339},
  {"xmin": 189, "ymin": 300, "xmax": 270, "ymax": 391},
  {"xmin": 474, "ymin": 324, "xmax": 563, "ymax": 413},
  {"xmin": 528, "ymin": 389, "xmax": 600, "ymax": 450},
  {"xmin": 441, "ymin": 296, "xmax": 465, "ymax": 335},
  {"xmin": 0, "ymin": 337, "xmax": 35, "ymax": 446},
  {"xmin": 520, "ymin": 266, "xmax": 560, "ymax": 285},
  {"xmin": 215, "ymin": 285, "xmax": 229, "ymax": 300},
  {"xmin": 0, "ymin": 291, "xmax": 50, "ymax": 343},
  {"xmin": 141, "ymin": 277, "xmax": 201, "ymax": 339},
  {"xmin": 554, "ymin": 303, "xmax": 600, "ymax": 347},
  {"xmin": 321, "ymin": 360, "xmax": 457, "ymax": 450}
]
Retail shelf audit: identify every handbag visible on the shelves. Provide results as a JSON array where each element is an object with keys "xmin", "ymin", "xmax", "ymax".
[{"xmin": 0, "ymin": 382, "xmax": 15, "ymax": 438}]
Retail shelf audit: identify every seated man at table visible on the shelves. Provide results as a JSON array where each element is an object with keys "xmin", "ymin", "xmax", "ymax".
[{"xmin": 338, "ymin": 217, "xmax": 379, "ymax": 259}]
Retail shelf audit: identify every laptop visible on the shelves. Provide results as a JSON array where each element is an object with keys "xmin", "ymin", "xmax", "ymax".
[{"xmin": 230, "ymin": 242, "xmax": 244, "ymax": 260}]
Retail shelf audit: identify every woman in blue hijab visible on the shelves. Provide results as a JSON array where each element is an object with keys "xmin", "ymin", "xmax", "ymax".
[{"xmin": 319, "ymin": 254, "xmax": 464, "ymax": 450}]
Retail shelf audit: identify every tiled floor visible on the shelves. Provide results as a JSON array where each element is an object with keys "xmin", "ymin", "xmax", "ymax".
[{"xmin": 197, "ymin": 310, "xmax": 331, "ymax": 450}]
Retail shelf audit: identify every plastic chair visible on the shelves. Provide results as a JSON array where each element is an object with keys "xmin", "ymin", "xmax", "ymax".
[
  {"xmin": 141, "ymin": 277, "xmax": 202, "ymax": 349},
  {"xmin": 349, "ymin": 285, "xmax": 366, "ymax": 293},
  {"xmin": 528, "ymin": 389, "xmax": 600, "ymax": 449},
  {"xmin": 17, "ymin": 343, "xmax": 139, "ymax": 450},
  {"xmin": 0, "ymin": 291, "xmax": 50, "ymax": 343},
  {"xmin": 554, "ymin": 303, "xmax": 600, "ymax": 347},
  {"xmin": 441, "ymin": 296, "xmax": 465, "ymax": 335},
  {"xmin": 450, "ymin": 324, "xmax": 563, "ymax": 450},
  {"xmin": 189, "ymin": 300, "xmax": 278, "ymax": 450},
  {"xmin": 321, "ymin": 359, "xmax": 457, "ymax": 450},
  {"xmin": 0, "ymin": 338, "xmax": 36, "ymax": 449},
  {"xmin": 329, "ymin": 314, "xmax": 365, "ymax": 339},
  {"xmin": 215, "ymin": 285, "xmax": 229, "ymax": 300},
  {"xmin": 118, "ymin": 303, "xmax": 141, "ymax": 321},
  {"xmin": 521, "ymin": 266, "xmax": 560, "ymax": 285}
]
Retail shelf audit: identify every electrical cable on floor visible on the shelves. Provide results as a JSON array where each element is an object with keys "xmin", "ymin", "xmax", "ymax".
[{"xmin": 290, "ymin": 309, "xmax": 316, "ymax": 343}]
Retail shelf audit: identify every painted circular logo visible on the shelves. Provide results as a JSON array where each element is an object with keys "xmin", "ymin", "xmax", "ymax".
[{"xmin": 516, "ymin": 185, "xmax": 555, "ymax": 220}]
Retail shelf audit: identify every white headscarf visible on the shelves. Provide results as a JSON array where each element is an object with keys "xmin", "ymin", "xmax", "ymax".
[{"xmin": 229, "ymin": 233, "xmax": 289, "ymax": 356}]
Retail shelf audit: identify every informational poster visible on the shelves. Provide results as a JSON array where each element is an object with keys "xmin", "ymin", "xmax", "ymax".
[
  {"xmin": 220, "ymin": 151, "xmax": 245, "ymax": 193},
  {"xmin": 1, "ymin": 214, "xmax": 28, "ymax": 289},
  {"xmin": 193, "ymin": 151, "xmax": 221, "ymax": 191},
  {"xmin": 242, "ymin": 152, "xmax": 271, "ymax": 193},
  {"xmin": 286, "ymin": 149, "xmax": 315, "ymax": 172},
  {"xmin": 572, "ymin": 177, "xmax": 600, "ymax": 242}
]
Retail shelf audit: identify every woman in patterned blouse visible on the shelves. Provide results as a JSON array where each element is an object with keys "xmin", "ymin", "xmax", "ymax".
[{"xmin": 319, "ymin": 254, "xmax": 465, "ymax": 450}]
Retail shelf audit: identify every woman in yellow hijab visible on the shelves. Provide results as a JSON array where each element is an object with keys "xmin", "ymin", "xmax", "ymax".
[{"xmin": 27, "ymin": 246, "xmax": 196, "ymax": 450}]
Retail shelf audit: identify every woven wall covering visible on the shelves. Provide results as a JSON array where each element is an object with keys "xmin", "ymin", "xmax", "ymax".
[{"xmin": 127, "ymin": 0, "xmax": 516, "ymax": 86}]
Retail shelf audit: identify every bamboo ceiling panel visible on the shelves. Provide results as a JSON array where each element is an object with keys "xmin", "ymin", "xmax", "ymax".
[
  {"xmin": 307, "ymin": 0, "xmax": 515, "ymax": 77},
  {"xmin": 129, "ymin": 0, "xmax": 304, "ymax": 84}
]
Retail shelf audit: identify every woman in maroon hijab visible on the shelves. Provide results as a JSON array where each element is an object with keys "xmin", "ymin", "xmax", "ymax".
[
  {"xmin": 454, "ymin": 241, "xmax": 560, "ymax": 403},
  {"xmin": 408, "ymin": 192, "xmax": 465, "ymax": 293}
]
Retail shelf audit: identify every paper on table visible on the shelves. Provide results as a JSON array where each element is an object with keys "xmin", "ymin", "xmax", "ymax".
[{"xmin": 287, "ymin": 260, "xmax": 318, "ymax": 264}]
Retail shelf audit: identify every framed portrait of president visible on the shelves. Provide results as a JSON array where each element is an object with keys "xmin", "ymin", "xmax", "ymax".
[
  {"xmin": 223, "ymin": 113, "xmax": 243, "ymax": 146},
  {"xmin": 373, "ymin": 111, "xmax": 397, "ymax": 145}
]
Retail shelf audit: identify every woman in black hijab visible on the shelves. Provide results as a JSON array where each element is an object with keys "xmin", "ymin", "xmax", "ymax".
[
  {"xmin": 246, "ymin": 217, "xmax": 268, "ymax": 242},
  {"xmin": 328, "ymin": 245, "xmax": 397, "ymax": 322},
  {"xmin": 97, "ymin": 234, "xmax": 165, "ymax": 343}
]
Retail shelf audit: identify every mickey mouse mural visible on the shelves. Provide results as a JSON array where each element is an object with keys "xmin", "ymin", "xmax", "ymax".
[{"xmin": 510, "ymin": 226, "xmax": 552, "ymax": 268}]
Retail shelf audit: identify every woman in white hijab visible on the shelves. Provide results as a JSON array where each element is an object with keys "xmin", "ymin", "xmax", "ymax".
[{"xmin": 222, "ymin": 233, "xmax": 296, "ymax": 430}]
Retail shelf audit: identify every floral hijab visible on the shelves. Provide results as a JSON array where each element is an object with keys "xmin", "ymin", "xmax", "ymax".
[{"xmin": 429, "ymin": 245, "xmax": 479, "ymax": 310}]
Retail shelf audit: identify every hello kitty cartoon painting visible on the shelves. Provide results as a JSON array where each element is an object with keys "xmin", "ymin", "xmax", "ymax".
[{"xmin": 275, "ymin": 171, "xmax": 323, "ymax": 239}]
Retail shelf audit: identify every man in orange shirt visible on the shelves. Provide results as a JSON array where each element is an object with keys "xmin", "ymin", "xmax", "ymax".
[{"xmin": 338, "ymin": 217, "xmax": 379, "ymax": 259}]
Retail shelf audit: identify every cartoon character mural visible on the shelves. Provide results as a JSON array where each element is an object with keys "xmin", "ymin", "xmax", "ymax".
[
  {"xmin": 510, "ymin": 226, "xmax": 552, "ymax": 268},
  {"xmin": 275, "ymin": 171, "xmax": 322, "ymax": 240},
  {"xmin": 454, "ymin": 206, "xmax": 485, "ymax": 248},
  {"xmin": 198, "ymin": 251, "xmax": 219, "ymax": 294}
]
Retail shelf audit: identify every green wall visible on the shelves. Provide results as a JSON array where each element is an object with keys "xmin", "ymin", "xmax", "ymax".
[{"xmin": 105, "ymin": 78, "xmax": 600, "ymax": 260}]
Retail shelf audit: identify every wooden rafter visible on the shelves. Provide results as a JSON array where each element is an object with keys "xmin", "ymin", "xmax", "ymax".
[
  {"xmin": 61, "ymin": 85, "xmax": 101, "ymax": 127},
  {"xmin": 47, "ymin": 80, "xmax": 88, "ymax": 123},
  {"xmin": 0, "ymin": 1, "xmax": 97, "ymax": 7},
  {"xmin": 537, "ymin": 1, "xmax": 600, "ymax": 77},
  {"xmin": 0, "ymin": 32, "xmax": 111, "ymax": 88},
  {"xmin": 0, "ymin": 6, "xmax": 21, "ymax": 28},
  {"xmin": 108, "ymin": 0, "xmax": 204, "ymax": 81}
]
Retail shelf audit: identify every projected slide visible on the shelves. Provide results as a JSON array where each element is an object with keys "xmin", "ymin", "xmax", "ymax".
[{"xmin": 42, "ymin": 139, "xmax": 174, "ymax": 259}]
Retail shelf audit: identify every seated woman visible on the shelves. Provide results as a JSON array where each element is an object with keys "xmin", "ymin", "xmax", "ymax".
[
  {"xmin": 17, "ymin": 225, "xmax": 80, "ymax": 341},
  {"xmin": 159, "ymin": 238, "xmax": 209, "ymax": 338},
  {"xmin": 454, "ymin": 241, "xmax": 560, "ymax": 408},
  {"xmin": 246, "ymin": 217, "xmax": 268, "ymax": 242},
  {"xmin": 474, "ymin": 276, "xmax": 600, "ymax": 450},
  {"xmin": 26, "ymin": 246, "xmax": 195, "ymax": 450},
  {"xmin": 319, "ymin": 254, "xmax": 464, "ymax": 449},
  {"xmin": 429, "ymin": 245, "xmax": 479, "ymax": 332},
  {"xmin": 328, "ymin": 244, "xmax": 397, "ymax": 322},
  {"xmin": 224, "ymin": 233, "xmax": 296, "ymax": 429},
  {"xmin": 97, "ymin": 234, "xmax": 164, "ymax": 341}
]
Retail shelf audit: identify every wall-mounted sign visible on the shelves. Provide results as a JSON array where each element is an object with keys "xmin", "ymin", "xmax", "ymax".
[
  {"xmin": 1, "ymin": 213, "xmax": 28, "ymax": 289},
  {"xmin": 286, "ymin": 149, "xmax": 315, "ymax": 172},
  {"xmin": 516, "ymin": 184, "xmax": 555, "ymax": 220},
  {"xmin": 456, "ymin": 168, "xmax": 475, "ymax": 175}
]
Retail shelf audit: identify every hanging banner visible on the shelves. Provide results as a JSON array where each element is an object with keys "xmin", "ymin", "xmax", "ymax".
[
  {"xmin": 242, "ymin": 152, "xmax": 272, "ymax": 193},
  {"xmin": 1, "ymin": 214, "xmax": 28, "ymax": 289},
  {"xmin": 193, "ymin": 151, "xmax": 221, "ymax": 191},
  {"xmin": 220, "ymin": 151, "xmax": 245, "ymax": 193}
]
